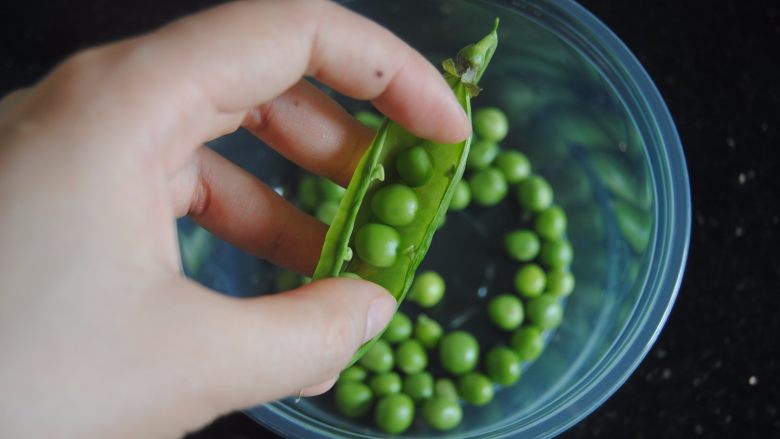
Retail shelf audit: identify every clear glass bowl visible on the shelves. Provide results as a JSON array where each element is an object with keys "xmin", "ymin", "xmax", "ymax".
[{"xmin": 176, "ymin": 0, "xmax": 691, "ymax": 437}]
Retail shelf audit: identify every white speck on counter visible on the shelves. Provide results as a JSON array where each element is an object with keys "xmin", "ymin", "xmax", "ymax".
[
  {"xmin": 726, "ymin": 137, "xmax": 736, "ymax": 148},
  {"xmin": 662, "ymin": 368, "xmax": 672, "ymax": 379},
  {"xmin": 694, "ymin": 424, "xmax": 704, "ymax": 435},
  {"xmin": 738, "ymin": 172, "xmax": 747, "ymax": 184},
  {"xmin": 748, "ymin": 375, "xmax": 759, "ymax": 386},
  {"xmin": 735, "ymin": 226, "xmax": 744, "ymax": 237},
  {"xmin": 477, "ymin": 286, "xmax": 488, "ymax": 298}
]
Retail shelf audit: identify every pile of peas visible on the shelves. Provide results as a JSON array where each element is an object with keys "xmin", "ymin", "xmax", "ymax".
[
  {"xmin": 321, "ymin": 106, "xmax": 575, "ymax": 434},
  {"xmin": 296, "ymin": 174, "xmax": 347, "ymax": 226}
]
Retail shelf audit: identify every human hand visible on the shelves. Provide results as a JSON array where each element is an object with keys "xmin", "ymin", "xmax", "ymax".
[{"xmin": 0, "ymin": 1, "xmax": 470, "ymax": 437}]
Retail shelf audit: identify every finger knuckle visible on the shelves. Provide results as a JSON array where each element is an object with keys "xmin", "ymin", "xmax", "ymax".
[
  {"xmin": 241, "ymin": 100, "xmax": 275, "ymax": 134},
  {"xmin": 56, "ymin": 47, "xmax": 107, "ymax": 86}
]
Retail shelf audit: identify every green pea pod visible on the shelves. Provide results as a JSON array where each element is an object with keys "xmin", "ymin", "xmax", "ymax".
[{"xmin": 313, "ymin": 20, "xmax": 499, "ymax": 364}]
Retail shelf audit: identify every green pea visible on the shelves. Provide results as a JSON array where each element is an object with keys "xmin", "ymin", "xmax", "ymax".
[
  {"xmin": 517, "ymin": 175, "xmax": 553, "ymax": 212},
  {"xmin": 485, "ymin": 346, "xmax": 522, "ymax": 386},
  {"xmin": 298, "ymin": 175, "xmax": 320, "ymax": 212},
  {"xmin": 374, "ymin": 393, "xmax": 415, "ymax": 434},
  {"xmin": 422, "ymin": 395, "xmax": 463, "ymax": 431},
  {"xmin": 511, "ymin": 326, "xmax": 545, "ymax": 361},
  {"xmin": 449, "ymin": 180, "xmax": 471, "ymax": 211},
  {"xmin": 316, "ymin": 200, "xmax": 339, "ymax": 225},
  {"xmin": 359, "ymin": 339, "xmax": 394, "ymax": 373},
  {"xmin": 473, "ymin": 107, "xmax": 509, "ymax": 142},
  {"xmin": 469, "ymin": 168, "xmax": 508, "ymax": 206},
  {"xmin": 488, "ymin": 294, "xmax": 524, "ymax": 331},
  {"xmin": 527, "ymin": 295, "xmax": 564, "ymax": 329},
  {"xmin": 414, "ymin": 314, "xmax": 443, "ymax": 349},
  {"xmin": 395, "ymin": 339, "xmax": 428, "ymax": 374},
  {"xmin": 371, "ymin": 184, "xmax": 419, "ymax": 227},
  {"xmin": 319, "ymin": 178, "xmax": 346, "ymax": 201},
  {"xmin": 354, "ymin": 223, "xmax": 400, "ymax": 268},
  {"xmin": 546, "ymin": 269, "xmax": 575, "ymax": 296},
  {"xmin": 437, "ymin": 214, "xmax": 447, "ymax": 230},
  {"xmin": 396, "ymin": 145, "xmax": 434, "ymax": 187},
  {"xmin": 403, "ymin": 371, "xmax": 434, "ymax": 402},
  {"xmin": 458, "ymin": 372, "xmax": 494, "ymax": 406},
  {"xmin": 467, "ymin": 139, "xmax": 500, "ymax": 170},
  {"xmin": 354, "ymin": 110, "xmax": 383, "ymax": 129},
  {"xmin": 335, "ymin": 382, "xmax": 373, "ymax": 417},
  {"xmin": 434, "ymin": 378, "xmax": 459, "ymax": 402},
  {"xmin": 369, "ymin": 372, "xmax": 402, "ymax": 397},
  {"xmin": 535, "ymin": 206, "xmax": 568, "ymax": 240},
  {"xmin": 504, "ymin": 229, "xmax": 540, "ymax": 262},
  {"xmin": 274, "ymin": 270, "xmax": 300, "ymax": 291},
  {"xmin": 540, "ymin": 239, "xmax": 574, "ymax": 269},
  {"xmin": 339, "ymin": 272, "xmax": 362, "ymax": 280},
  {"xmin": 382, "ymin": 312, "xmax": 412, "ymax": 344},
  {"xmin": 514, "ymin": 263, "xmax": 547, "ymax": 298},
  {"xmin": 439, "ymin": 331, "xmax": 479, "ymax": 375},
  {"xmin": 339, "ymin": 365, "xmax": 367, "ymax": 383},
  {"xmin": 409, "ymin": 271, "xmax": 445, "ymax": 308},
  {"xmin": 495, "ymin": 150, "xmax": 531, "ymax": 183}
]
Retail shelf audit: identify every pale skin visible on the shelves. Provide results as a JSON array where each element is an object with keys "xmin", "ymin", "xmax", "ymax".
[{"xmin": 0, "ymin": 1, "xmax": 471, "ymax": 438}]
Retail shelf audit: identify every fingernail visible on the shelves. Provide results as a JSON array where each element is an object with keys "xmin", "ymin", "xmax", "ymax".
[
  {"xmin": 447, "ymin": 93, "xmax": 472, "ymax": 141},
  {"xmin": 458, "ymin": 106, "xmax": 472, "ymax": 137},
  {"xmin": 364, "ymin": 294, "xmax": 396, "ymax": 343},
  {"xmin": 300, "ymin": 376, "xmax": 339, "ymax": 397}
]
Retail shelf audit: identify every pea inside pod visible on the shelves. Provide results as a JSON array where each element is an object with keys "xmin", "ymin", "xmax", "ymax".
[{"xmin": 313, "ymin": 20, "xmax": 500, "ymax": 365}]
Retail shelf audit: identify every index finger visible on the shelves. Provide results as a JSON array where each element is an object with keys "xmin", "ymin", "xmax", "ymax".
[{"xmin": 39, "ymin": 0, "xmax": 471, "ymax": 171}]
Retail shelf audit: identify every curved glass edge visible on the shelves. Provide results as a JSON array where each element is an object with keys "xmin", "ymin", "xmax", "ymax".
[
  {"xmin": 247, "ymin": 405, "xmax": 308, "ymax": 439},
  {"xmin": 513, "ymin": 1, "xmax": 692, "ymax": 438},
  {"xmin": 244, "ymin": 0, "xmax": 692, "ymax": 437}
]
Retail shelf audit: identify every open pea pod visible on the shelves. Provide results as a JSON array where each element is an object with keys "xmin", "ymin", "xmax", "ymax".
[{"xmin": 313, "ymin": 20, "xmax": 499, "ymax": 363}]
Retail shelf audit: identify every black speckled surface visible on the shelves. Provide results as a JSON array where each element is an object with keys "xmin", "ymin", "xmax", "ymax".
[{"xmin": 2, "ymin": 1, "xmax": 778, "ymax": 437}]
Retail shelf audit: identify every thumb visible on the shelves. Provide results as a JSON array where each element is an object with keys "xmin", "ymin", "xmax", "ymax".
[{"xmin": 185, "ymin": 277, "xmax": 396, "ymax": 412}]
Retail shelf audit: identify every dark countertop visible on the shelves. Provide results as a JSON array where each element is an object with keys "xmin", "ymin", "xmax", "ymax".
[{"xmin": 2, "ymin": 1, "xmax": 778, "ymax": 437}]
